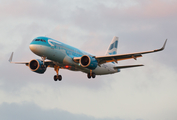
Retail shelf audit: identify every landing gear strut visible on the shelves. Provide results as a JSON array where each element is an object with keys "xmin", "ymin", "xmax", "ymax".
[
  {"xmin": 41, "ymin": 56, "xmax": 47, "ymax": 68},
  {"xmin": 54, "ymin": 65, "xmax": 62, "ymax": 81},
  {"xmin": 87, "ymin": 70, "xmax": 96, "ymax": 79}
]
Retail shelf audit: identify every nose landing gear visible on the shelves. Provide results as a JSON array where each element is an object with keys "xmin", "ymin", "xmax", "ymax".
[{"xmin": 54, "ymin": 65, "xmax": 62, "ymax": 81}]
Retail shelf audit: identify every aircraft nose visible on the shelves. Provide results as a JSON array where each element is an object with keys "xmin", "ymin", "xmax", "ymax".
[
  {"xmin": 29, "ymin": 44, "xmax": 45, "ymax": 56},
  {"xmin": 29, "ymin": 44, "xmax": 38, "ymax": 54},
  {"xmin": 29, "ymin": 44, "xmax": 35, "ymax": 52}
]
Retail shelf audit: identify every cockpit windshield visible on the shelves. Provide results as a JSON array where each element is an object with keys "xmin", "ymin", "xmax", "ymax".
[{"xmin": 33, "ymin": 39, "xmax": 46, "ymax": 42}]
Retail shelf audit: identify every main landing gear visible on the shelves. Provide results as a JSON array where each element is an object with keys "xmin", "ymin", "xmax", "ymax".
[
  {"xmin": 87, "ymin": 70, "xmax": 96, "ymax": 79},
  {"xmin": 54, "ymin": 65, "xmax": 62, "ymax": 81}
]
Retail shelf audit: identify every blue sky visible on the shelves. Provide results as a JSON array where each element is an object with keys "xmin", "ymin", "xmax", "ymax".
[{"xmin": 0, "ymin": 0, "xmax": 177, "ymax": 120}]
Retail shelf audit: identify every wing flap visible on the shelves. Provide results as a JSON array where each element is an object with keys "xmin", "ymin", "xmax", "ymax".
[{"xmin": 96, "ymin": 54, "xmax": 142, "ymax": 64}]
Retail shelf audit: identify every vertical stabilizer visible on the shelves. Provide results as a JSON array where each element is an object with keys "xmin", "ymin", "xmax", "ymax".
[{"xmin": 105, "ymin": 36, "xmax": 118, "ymax": 55}]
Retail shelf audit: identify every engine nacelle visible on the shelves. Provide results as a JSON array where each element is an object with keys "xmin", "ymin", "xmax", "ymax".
[
  {"xmin": 79, "ymin": 55, "xmax": 98, "ymax": 70},
  {"xmin": 29, "ymin": 59, "xmax": 47, "ymax": 74}
]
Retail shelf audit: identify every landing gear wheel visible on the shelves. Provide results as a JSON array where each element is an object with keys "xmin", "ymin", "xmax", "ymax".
[
  {"xmin": 92, "ymin": 72, "xmax": 96, "ymax": 78},
  {"xmin": 54, "ymin": 65, "xmax": 63, "ymax": 81},
  {"xmin": 87, "ymin": 72, "xmax": 96, "ymax": 79},
  {"xmin": 58, "ymin": 75, "xmax": 62, "ymax": 81},
  {"xmin": 87, "ymin": 73, "xmax": 91, "ymax": 79},
  {"xmin": 54, "ymin": 75, "xmax": 57, "ymax": 81}
]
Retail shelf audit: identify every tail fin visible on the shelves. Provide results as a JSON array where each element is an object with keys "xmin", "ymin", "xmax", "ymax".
[{"xmin": 105, "ymin": 36, "xmax": 118, "ymax": 55}]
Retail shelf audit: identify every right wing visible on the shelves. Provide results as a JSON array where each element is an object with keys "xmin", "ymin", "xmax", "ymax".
[
  {"xmin": 9, "ymin": 52, "xmax": 29, "ymax": 65},
  {"xmin": 9, "ymin": 52, "xmax": 55, "ymax": 67},
  {"xmin": 9, "ymin": 52, "xmax": 79, "ymax": 71}
]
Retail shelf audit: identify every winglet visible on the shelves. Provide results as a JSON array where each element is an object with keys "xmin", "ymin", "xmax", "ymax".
[
  {"xmin": 162, "ymin": 39, "xmax": 167, "ymax": 50},
  {"xmin": 154, "ymin": 39, "xmax": 167, "ymax": 52},
  {"xmin": 8, "ymin": 52, "xmax": 29, "ymax": 64},
  {"xmin": 9, "ymin": 52, "xmax": 14, "ymax": 63}
]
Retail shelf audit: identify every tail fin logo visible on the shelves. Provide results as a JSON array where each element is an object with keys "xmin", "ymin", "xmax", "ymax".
[
  {"xmin": 105, "ymin": 36, "xmax": 118, "ymax": 55},
  {"xmin": 109, "ymin": 41, "xmax": 118, "ymax": 50}
]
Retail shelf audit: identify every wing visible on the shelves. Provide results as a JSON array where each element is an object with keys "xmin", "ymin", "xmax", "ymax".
[
  {"xmin": 9, "ymin": 52, "xmax": 79, "ymax": 71},
  {"xmin": 9, "ymin": 52, "xmax": 29, "ymax": 65},
  {"xmin": 73, "ymin": 39, "xmax": 167, "ymax": 65},
  {"xmin": 96, "ymin": 39, "xmax": 167, "ymax": 64},
  {"xmin": 9, "ymin": 52, "xmax": 55, "ymax": 67}
]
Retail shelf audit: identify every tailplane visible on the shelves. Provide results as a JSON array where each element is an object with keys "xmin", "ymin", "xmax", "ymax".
[
  {"xmin": 105, "ymin": 36, "xmax": 118, "ymax": 55},
  {"xmin": 114, "ymin": 64, "xmax": 144, "ymax": 69}
]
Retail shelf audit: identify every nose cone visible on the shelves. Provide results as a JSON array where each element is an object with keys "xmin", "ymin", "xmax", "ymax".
[
  {"xmin": 29, "ymin": 44, "xmax": 36, "ymax": 53},
  {"xmin": 29, "ymin": 44, "xmax": 46, "ymax": 57},
  {"xmin": 29, "ymin": 44, "xmax": 40, "ymax": 56}
]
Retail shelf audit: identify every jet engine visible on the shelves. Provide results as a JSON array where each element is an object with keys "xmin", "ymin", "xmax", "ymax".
[
  {"xmin": 29, "ymin": 59, "xmax": 47, "ymax": 74},
  {"xmin": 79, "ymin": 55, "xmax": 98, "ymax": 70}
]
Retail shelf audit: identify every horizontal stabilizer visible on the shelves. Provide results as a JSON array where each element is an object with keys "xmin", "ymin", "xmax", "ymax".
[{"xmin": 114, "ymin": 64, "xmax": 144, "ymax": 69}]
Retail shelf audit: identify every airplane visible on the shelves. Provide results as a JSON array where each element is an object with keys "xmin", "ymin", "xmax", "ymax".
[{"xmin": 9, "ymin": 36, "xmax": 167, "ymax": 81}]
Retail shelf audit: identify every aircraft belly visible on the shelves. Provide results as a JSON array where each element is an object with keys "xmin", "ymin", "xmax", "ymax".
[
  {"xmin": 93, "ymin": 66, "xmax": 117, "ymax": 75},
  {"xmin": 45, "ymin": 48, "xmax": 66, "ymax": 63},
  {"xmin": 63, "ymin": 55, "xmax": 77, "ymax": 66},
  {"xmin": 76, "ymin": 65, "xmax": 117, "ymax": 75}
]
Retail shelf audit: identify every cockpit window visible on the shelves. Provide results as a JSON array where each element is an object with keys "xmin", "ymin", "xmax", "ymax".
[
  {"xmin": 41, "ymin": 39, "xmax": 46, "ymax": 42},
  {"xmin": 34, "ymin": 39, "xmax": 46, "ymax": 42}
]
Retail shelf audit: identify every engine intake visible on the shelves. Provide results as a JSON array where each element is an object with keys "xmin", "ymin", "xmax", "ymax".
[
  {"xmin": 29, "ymin": 59, "xmax": 47, "ymax": 74},
  {"xmin": 80, "ymin": 55, "xmax": 98, "ymax": 70}
]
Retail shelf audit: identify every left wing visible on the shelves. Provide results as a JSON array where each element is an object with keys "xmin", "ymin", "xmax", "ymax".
[{"xmin": 73, "ymin": 39, "xmax": 167, "ymax": 65}]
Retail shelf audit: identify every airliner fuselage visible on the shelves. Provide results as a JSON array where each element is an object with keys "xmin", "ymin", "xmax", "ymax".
[{"xmin": 29, "ymin": 36, "xmax": 118, "ymax": 75}]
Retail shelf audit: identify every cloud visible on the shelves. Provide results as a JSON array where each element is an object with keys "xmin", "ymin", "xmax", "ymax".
[
  {"xmin": 0, "ymin": 102, "xmax": 123, "ymax": 120},
  {"xmin": 1, "ymin": 58, "xmax": 177, "ymax": 120},
  {"xmin": 0, "ymin": 0, "xmax": 177, "ymax": 120}
]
